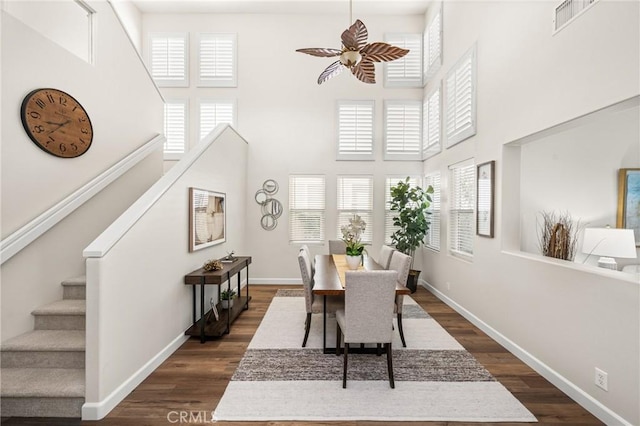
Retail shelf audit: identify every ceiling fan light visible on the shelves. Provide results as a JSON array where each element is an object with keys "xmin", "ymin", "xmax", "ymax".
[{"xmin": 340, "ymin": 50, "xmax": 361, "ymax": 67}]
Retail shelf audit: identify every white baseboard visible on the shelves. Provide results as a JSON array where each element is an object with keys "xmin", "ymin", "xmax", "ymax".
[
  {"xmin": 249, "ymin": 278, "xmax": 301, "ymax": 285},
  {"xmin": 419, "ymin": 280, "xmax": 631, "ymax": 426},
  {"xmin": 82, "ymin": 333, "xmax": 189, "ymax": 420}
]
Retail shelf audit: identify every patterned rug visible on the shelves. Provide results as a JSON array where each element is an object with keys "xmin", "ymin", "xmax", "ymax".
[{"xmin": 213, "ymin": 289, "xmax": 537, "ymax": 422}]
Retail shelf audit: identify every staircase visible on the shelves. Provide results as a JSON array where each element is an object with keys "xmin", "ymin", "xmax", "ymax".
[{"xmin": 1, "ymin": 276, "xmax": 86, "ymax": 417}]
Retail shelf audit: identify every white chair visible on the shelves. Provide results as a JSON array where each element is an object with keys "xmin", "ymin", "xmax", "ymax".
[
  {"xmin": 336, "ymin": 270, "xmax": 398, "ymax": 388},
  {"xmin": 388, "ymin": 251, "xmax": 412, "ymax": 347},
  {"xmin": 377, "ymin": 245, "xmax": 395, "ymax": 270},
  {"xmin": 299, "ymin": 244, "xmax": 314, "ymax": 276},
  {"xmin": 298, "ymin": 250, "xmax": 343, "ymax": 347},
  {"xmin": 328, "ymin": 240, "xmax": 347, "ymax": 254}
]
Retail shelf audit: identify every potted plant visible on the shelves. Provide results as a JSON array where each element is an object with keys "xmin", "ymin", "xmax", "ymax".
[
  {"xmin": 341, "ymin": 214, "xmax": 367, "ymax": 270},
  {"xmin": 220, "ymin": 289, "xmax": 236, "ymax": 309},
  {"xmin": 390, "ymin": 177, "xmax": 433, "ymax": 293}
]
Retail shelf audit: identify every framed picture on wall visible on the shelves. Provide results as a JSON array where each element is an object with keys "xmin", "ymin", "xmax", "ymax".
[
  {"xmin": 617, "ymin": 168, "xmax": 640, "ymax": 246},
  {"xmin": 476, "ymin": 161, "xmax": 495, "ymax": 238},
  {"xmin": 189, "ymin": 188, "xmax": 226, "ymax": 252}
]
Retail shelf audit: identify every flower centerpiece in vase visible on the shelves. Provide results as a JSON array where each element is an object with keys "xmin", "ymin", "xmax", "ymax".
[{"xmin": 341, "ymin": 214, "xmax": 367, "ymax": 270}]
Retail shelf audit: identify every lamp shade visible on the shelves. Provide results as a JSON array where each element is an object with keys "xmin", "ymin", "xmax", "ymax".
[{"xmin": 581, "ymin": 228, "xmax": 637, "ymax": 259}]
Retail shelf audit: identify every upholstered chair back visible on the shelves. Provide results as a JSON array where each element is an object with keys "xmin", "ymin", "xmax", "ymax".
[
  {"xmin": 388, "ymin": 251, "xmax": 411, "ymax": 287},
  {"xmin": 299, "ymin": 244, "xmax": 314, "ymax": 276},
  {"xmin": 378, "ymin": 245, "xmax": 396, "ymax": 270},
  {"xmin": 328, "ymin": 240, "xmax": 347, "ymax": 254},
  {"xmin": 297, "ymin": 250, "xmax": 314, "ymax": 313}
]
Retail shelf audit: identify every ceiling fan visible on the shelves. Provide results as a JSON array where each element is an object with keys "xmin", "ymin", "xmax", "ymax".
[{"xmin": 296, "ymin": 2, "xmax": 409, "ymax": 85}]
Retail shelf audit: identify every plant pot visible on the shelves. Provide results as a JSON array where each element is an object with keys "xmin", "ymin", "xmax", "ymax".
[
  {"xmin": 221, "ymin": 299, "xmax": 234, "ymax": 310},
  {"xmin": 406, "ymin": 269, "xmax": 421, "ymax": 293},
  {"xmin": 345, "ymin": 255, "xmax": 361, "ymax": 270}
]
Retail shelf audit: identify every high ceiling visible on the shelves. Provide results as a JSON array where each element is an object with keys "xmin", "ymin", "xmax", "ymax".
[{"xmin": 130, "ymin": 0, "xmax": 432, "ymax": 15}]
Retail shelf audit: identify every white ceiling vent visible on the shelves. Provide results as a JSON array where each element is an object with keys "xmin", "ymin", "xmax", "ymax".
[{"xmin": 554, "ymin": 0, "xmax": 598, "ymax": 32}]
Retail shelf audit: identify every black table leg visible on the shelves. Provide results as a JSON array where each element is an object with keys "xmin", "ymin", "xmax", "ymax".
[
  {"xmin": 200, "ymin": 284, "xmax": 205, "ymax": 344},
  {"xmin": 322, "ymin": 295, "xmax": 327, "ymax": 352},
  {"xmin": 245, "ymin": 263, "xmax": 250, "ymax": 309},
  {"xmin": 192, "ymin": 286, "xmax": 196, "ymax": 324},
  {"xmin": 226, "ymin": 272, "xmax": 231, "ymax": 334}
]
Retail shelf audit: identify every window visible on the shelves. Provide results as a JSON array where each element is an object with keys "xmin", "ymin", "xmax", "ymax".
[
  {"xmin": 198, "ymin": 33, "xmax": 237, "ymax": 87},
  {"xmin": 385, "ymin": 176, "xmax": 421, "ymax": 245},
  {"xmin": 337, "ymin": 176, "xmax": 373, "ymax": 243},
  {"xmin": 289, "ymin": 175, "xmax": 325, "ymax": 243},
  {"xmin": 337, "ymin": 101, "xmax": 374, "ymax": 160},
  {"xmin": 384, "ymin": 100, "xmax": 422, "ymax": 160},
  {"xmin": 384, "ymin": 34, "xmax": 422, "ymax": 87},
  {"xmin": 424, "ymin": 172, "xmax": 441, "ymax": 251},
  {"xmin": 445, "ymin": 44, "xmax": 476, "ymax": 147},
  {"xmin": 423, "ymin": 9, "xmax": 442, "ymax": 83},
  {"xmin": 148, "ymin": 32, "xmax": 188, "ymax": 87},
  {"xmin": 423, "ymin": 84, "xmax": 442, "ymax": 159},
  {"xmin": 163, "ymin": 100, "xmax": 187, "ymax": 159},
  {"xmin": 199, "ymin": 100, "xmax": 236, "ymax": 140},
  {"xmin": 449, "ymin": 160, "xmax": 475, "ymax": 258}
]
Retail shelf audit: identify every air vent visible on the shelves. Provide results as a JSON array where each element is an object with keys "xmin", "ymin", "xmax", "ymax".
[{"xmin": 554, "ymin": 0, "xmax": 598, "ymax": 32}]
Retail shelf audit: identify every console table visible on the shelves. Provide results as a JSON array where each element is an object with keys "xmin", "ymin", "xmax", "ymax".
[{"xmin": 184, "ymin": 256, "xmax": 251, "ymax": 343}]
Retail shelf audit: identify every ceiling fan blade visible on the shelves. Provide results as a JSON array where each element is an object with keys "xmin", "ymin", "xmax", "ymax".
[
  {"xmin": 341, "ymin": 27, "xmax": 358, "ymax": 50},
  {"xmin": 318, "ymin": 60, "xmax": 345, "ymax": 85},
  {"xmin": 296, "ymin": 48, "xmax": 342, "ymax": 57},
  {"xmin": 350, "ymin": 19, "xmax": 368, "ymax": 49},
  {"xmin": 351, "ymin": 59, "xmax": 376, "ymax": 84},
  {"xmin": 361, "ymin": 42, "xmax": 410, "ymax": 62}
]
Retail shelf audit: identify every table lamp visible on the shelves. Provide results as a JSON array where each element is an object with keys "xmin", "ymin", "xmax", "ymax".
[{"xmin": 581, "ymin": 227, "xmax": 637, "ymax": 270}]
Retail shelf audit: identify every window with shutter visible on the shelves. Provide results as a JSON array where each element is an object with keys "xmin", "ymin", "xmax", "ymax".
[
  {"xmin": 198, "ymin": 33, "xmax": 237, "ymax": 87},
  {"xmin": 149, "ymin": 32, "xmax": 188, "ymax": 87},
  {"xmin": 337, "ymin": 176, "xmax": 373, "ymax": 243},
  {"xmin": 423, "ymin": 9, "xmax": 442, "ymax": 83},
  {"xmin": 163, "ymin": 100, "xmax": 187, "ymax": 160},
  {"xmin": 449, "ymin": 160, "xmax": 475, "ymax": 259},
  {"xmin": 289, "ymin": 175, "xmax": 326, "ymax": 243},
  {"xmin": 423, "ymin": 85, "xmax": 442, "ymax": 160},
  {"xmin": 424, "ymin": 172, "xmax": 441, "ymax": 251},
  {"xmin": 337, "ymin": 101, "xmax": 374, "ymax": 160},
  {"xmin": 385, "ymin": 176, "xmax": 421, "ymax": 245},
  {"xmin": 444, "ymin": 43, "xmax": 476, "ymax": 147},
  {"xmin": 384, "ymin": 100, "xmax": 422, "ymax": 161},
  {"xmin": 199, "ymin": 100, "xmax": 236, "ymax": 141},
  {"xmin": 384, "ymin": 34, "xmax": 422, "ymax": 87}
]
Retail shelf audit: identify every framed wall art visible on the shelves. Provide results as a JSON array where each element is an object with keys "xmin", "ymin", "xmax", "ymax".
[
  {"xmin": 189, "ymin": 188, "xmax": 226, "ymax": 252},
  {"xmin": 617, "ymin": 168, "xmax": 640, "ymax": 246},
  {"xmin": 476, "ymin": 160, "xmax": 495, "ymax": 238}
]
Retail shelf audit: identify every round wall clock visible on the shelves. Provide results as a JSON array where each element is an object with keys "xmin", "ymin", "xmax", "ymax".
[{"xmin": 20, "ymin": 88, "xmax": 93, "ymax": 158}]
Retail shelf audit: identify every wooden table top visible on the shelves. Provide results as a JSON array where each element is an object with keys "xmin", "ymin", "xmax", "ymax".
[
  {"xmin": 312, "ymin": 254, "xmax": 410, "ymax": 296},
  {"xmin": 184, "ymin": 256, "xmax": 252, "ymax": 285}
]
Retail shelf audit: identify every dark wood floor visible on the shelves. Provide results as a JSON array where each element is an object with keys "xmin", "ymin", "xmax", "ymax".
[{"xmin": 3, "ymin": 285, "xmax": 603, "ymax": 425}]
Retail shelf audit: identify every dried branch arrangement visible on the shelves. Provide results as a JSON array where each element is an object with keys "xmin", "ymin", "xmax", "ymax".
[{"xmin": 537, "ymin": 211, "xmax": 581, "ymax": 261}]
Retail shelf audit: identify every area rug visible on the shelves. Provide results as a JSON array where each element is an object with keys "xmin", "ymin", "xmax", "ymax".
[{"xmin": 213, "ymin": 290, "xmax": 536, "ymax": 422}]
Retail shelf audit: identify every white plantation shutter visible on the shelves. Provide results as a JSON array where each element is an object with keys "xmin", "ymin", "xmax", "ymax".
[
  {"xmin": 198, "ymin": 33, "xmax": 237, "ymax": 87},
  {"xmin": 445, "ymin": 44, "xmax": 476, "ymax": 147},
  {"xmin": 449, "ymin": 160, "xmax": 475, "ymax": 258},
  {"xmin": 423, "ymin": 85, "xmax": 442, "ymax": 159},
  {"xmin": 424, "ymin": 172, "xmax": 441, "ymax": 251},
  {"xmin": 423, "ymin": 10, "xmax": 442, "ymax": 83},
  {"xmin": 337, "ymin": 101, "xmax": 374, "ymax": 160},
  {"xmin": 384, "ymin": 100, "xmax": 422, "ymax": 160},
  {"xmin": 384, "ymin": 34, "xmax": 422, "ymax": 87},
  {"xmin": 199, "ymin": 100, "xmax": 236, "ymax": 140},
  {"xmin": 149, "ymin": 33, "xmax": 188, "ymax": 87},
  {"xmin": 289, "ymin": 175, "xmax": 325, "ymax": 243},
  {"xmin": 337, "ymin": 176, "xmax": 373, "ymax": 243},
  {"xmin": 163, "ymin": 100, "xmax": 187, "ymax": 159},
  {"xmin": 385, "ymin": 176, "xmax": 421, "ymax": 245}
]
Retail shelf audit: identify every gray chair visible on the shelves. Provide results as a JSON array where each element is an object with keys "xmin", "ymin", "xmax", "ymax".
[
  {"xmin": 298, "ymin": 250, "xmax": 343, "ymax": 347},
  {"xmin": 388, "ymin": 251, "xmax": 412, "ymax": 347},
  {"xmin": 336, "ymin": 270, "xmax": 398, "ymax": 388},
  {"xmin": 299, "ymin": 244, "xmax": 314, "ymax": 276},
  {"xmin": 377, "ymin": 245, "xmax": 396, "ymax": 270},
  {"xmin": 328, "ymin": 239, "xmax": 347, "ymax": 254}
]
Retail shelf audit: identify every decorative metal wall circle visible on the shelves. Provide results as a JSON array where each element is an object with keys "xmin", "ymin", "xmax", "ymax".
[{"xmin": 256, "ymin": 179, "xmax": 281, "ymax": 230}]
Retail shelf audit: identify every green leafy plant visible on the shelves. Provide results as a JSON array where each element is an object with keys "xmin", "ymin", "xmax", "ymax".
[
  {"xmin": 390, "ymin": 177, "xmax": 433, "ymax": 263},
  {"xmin": 220, "ymin": 289, "xmax": 236, "ymax": 300},
  {"xmin": 340, "ymin": 214, "xmax": 367, "ymax": 256}
]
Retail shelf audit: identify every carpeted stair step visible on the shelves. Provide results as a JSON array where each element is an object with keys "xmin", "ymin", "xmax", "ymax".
[
  {"xmin": 1, "ymin": 330, "xmax": 85, "ymax": 368},
  {"xmin": 62, "ymin": 276, "xmax": 86, "ymax": 300},
  {"xmin": 0, "ymin": 367, "xmax": 84, "ymax": 417},
  {"xmin": 32, "ymin": 300, "xmax": 86, "ymax": 330}
]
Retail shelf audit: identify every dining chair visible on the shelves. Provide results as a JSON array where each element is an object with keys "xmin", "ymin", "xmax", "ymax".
[
  {"xmin": 328, "ymin": 239, "xmax": 347, "ymax": 254},
  {"xmin": 298, "ymin": 250, "xmax": 343, "ymax": 347},
  {"xmin": 377, "ymin": 245, "xmax": 396, "ymax": 270},
  {"xmin": 388, "ymin": 251, "xmax": 412, "ymax": 347},
  {"xmin": 299, "ymin": 244, "xmax": 314, "ymax": 276},
  {"xmin": 336, "ymin": 270, "xmax": 397, "ymax": 389}
]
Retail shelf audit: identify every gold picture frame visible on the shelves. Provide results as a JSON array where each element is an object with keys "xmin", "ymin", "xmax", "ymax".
[{"xmin": 617, "ymin": 168, "xmax": 640, "ymax": 246}]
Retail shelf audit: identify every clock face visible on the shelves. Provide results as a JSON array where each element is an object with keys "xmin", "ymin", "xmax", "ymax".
[{"xmin": 20, "ymin": 88, "xmax": 93, "ymax": 158}]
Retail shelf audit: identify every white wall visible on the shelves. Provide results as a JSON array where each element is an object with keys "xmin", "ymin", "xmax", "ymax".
[
  {"xmin": 109, "ymin": 0, "xmax": 143, "ymax": 53},
  {"xmin": 421, "ymin": 1, "xmax": 639, "ymax": 424}
]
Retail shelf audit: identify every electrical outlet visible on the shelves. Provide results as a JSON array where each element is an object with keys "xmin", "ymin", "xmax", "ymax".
[{"xmin": 595, "ymin": 368, "xmax": 608, "ymax": 391}]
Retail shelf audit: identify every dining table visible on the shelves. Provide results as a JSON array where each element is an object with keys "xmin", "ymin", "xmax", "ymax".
[{"xmin": 312, "ymin": 254, "xmax": 411, "ymax": 354}]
